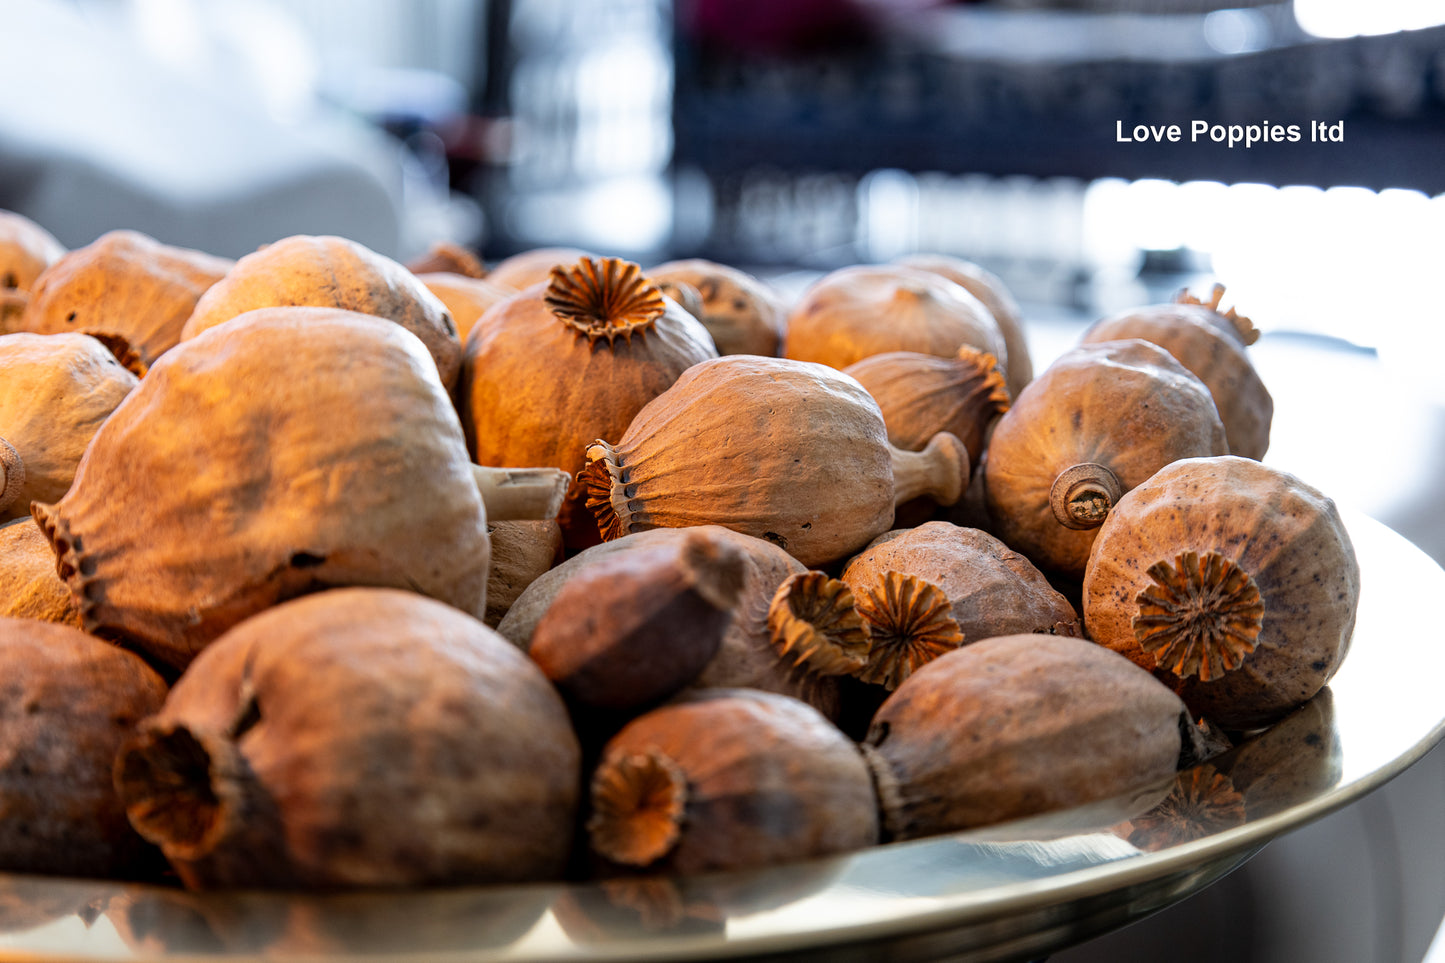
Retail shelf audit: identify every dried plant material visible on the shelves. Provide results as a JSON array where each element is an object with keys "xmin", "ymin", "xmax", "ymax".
[
  {"xmin": 485, "ymin": 246, "xmax": 597, "ymax": 291},
  {"xmin": 0, "ymin": 332, "xmax": 138, "ymax": 521},
  {"xmin": 529, "ymin": 530, "xmax": 745, "ymax": 711},
  {"xmin": 844, "ymin": 345, "xmax": 1010, "ymax": 468},
  {"xmin": 0, "ymin": 210, "xmax": 65, "ymax": 293},
  {"xmin": 0, "ymin": 616, "xmax": 168, "ymax": 877},
  {"xmin": 984, "ymin": 339, "xmax": 1228, "ymax": 578},
  {"xmin": 649, "ymin": 259, "xmax": 787, "ymax": 357},
  {"xmin": 864, "ymin": 634, "xmax": 1194, "ymax": 841},
  {"xmin": 1084, "ymin": 456, "xmax": 1358, "ymax": 729},
  {"xmin": 418, "ymin": 272, "xmax": 515, "ymax": 344},
  {"xmin": 461, "ymin": 256, "xmax": 715, "ymax": 550},
  {"xmin": 0, "ymin": 519, "xmax": 82, "ymax": 627},
  {"xmin": 18, "ymin": 230, "xmax": 231, "ymax": 376},
  {"xmin": 1082, "ymin": 287, "xmax": 1273, "ymax": 459},
  {"xmin": 1121, "ymin": 766, "xmax": 1247, "ymax": 851},
  {"xmin": 405, "ymin": 241, "xmax": 486, "ymax": 279},
  {"xmin": 31, "ymin": 308, "xmax": 490, "ymax": 671},
  {"xmin": 893, "ymin": 253, "xmax": 1033, "ymax": 396},
  {"xmin": 589, "ymin": 689, "xmax": 877, "ymax": 875},
  {"xmin": 582, "ymin": 355, "xmax": 967, "ymax": 568},
  {"xmin": 1134, "ymin": 550, "xmax": 1265, "ymax": 682},
  {"xmin": 588, "ymin": 751, "xmax": 688, "ymax": 867},
  {"xmin": 767, "ymin": 572, "xmax": 869, "ymax": 677},
  {"xmin": 181, "ymin": 234, "xmax": 461, "ymax": 389},
  {"xmin": 783, "ymin": 264, "xmax": 1008, "ymax": 374},
  {"xmin": 485, "ymin": 519, "xmax": 562, "ymax": 627},
  {"xmin": 113, "ymin": 588, "xmax": 580, "ymax": 890},
  {"xmin": 1175, "ymin": 283, "xmax": 1259, "ymax": 346},
  {"xmin": 853, "ymin": 571, "xmax": 963, "ymax": 690},
  {"xmin": 545, "ymin": 258, "xmax": 666, "ymax": 344},
  {"xmin": 498, "ymin": 527, "xmax": 844, "ymax": 719},
  {"xmin": 843, "ymin": 523, "xmax": 1080, "ymax": 643}
]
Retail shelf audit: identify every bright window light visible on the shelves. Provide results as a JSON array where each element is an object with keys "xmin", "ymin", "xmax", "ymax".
[{"xmin": 1294, "ymin": 0, "xmax": 1445, "ymax": 38}]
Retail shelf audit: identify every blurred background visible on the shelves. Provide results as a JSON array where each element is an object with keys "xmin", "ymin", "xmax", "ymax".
[{"xmin": 3, "ymin": 0, "xmax": 1445, "ymax": 960}]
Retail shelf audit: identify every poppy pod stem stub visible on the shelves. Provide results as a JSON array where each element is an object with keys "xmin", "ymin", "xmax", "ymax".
[
  {"xmin": 545, "ymin": 257, "xmax": 666, "ymax": 345},
  {"xmin": 0, "ymin": 436, "xmax": 24, "ymax": 514},
  {"xmin": 1050, "ymin": 463, "xmax": 1123, "ymax": 531},
  {"xmin": 470, "ymin": 464, "xmax": 569, "ymax": 522},
  {"xmin": 890, "ymin": 432, "xmax": 969, "ymax": 508}
]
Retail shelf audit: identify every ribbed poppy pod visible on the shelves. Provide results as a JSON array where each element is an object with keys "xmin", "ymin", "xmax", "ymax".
[
  {"xmin": 31, "ymin": 308, "xmax": 493, "ymax": 672},
  {"xmin": 0, "ymin": 332, "xmax": 137, "ymax": 522},
  {"xmin": 783, "ymin": 264, "xmax": 1008, "ymax": 373},
  {"xmin": 113, "ymin": 588, "xmax": 581, "ymax": 890},
  {"xmin": 0, "ymin": 616, "xmax": 168, "ymax": 878},
  {"xmin": 404, "ymin": 240, "xmax": 486, "ymax": 279},
  {"xmin": 181, "ymin": 234, "xmax": 461, "ymax": 390},
  {"xmin": 461, "ymin": 257, "xmax": 717, "ymax": 550},
  {"xmin": 863, "ymin": 633, "xmax": 1196, "ymax": 841},
  {"xmin": 417, "ymin": 272, "xmax": 515, "ymax": 344},
  {"xmin": 19, "ymin": 230, "xmax": 232, "ymax": 376},
  {"xmin": 648, "ymin": 258, "xmax": 787, "ymax": 357},
  {"xmin": 893, "ymin": 253, "xmax": 1033, "ymax": 397},
  {"xmin": 984, "ymin": 339, "xmax": 1228, "ymax": 578},
  {"xmin": 1083, "ymin": 456, "xmax": 1359, "ymax": 729},
  {"xmin": 843, "ymin": 344, "xmax": 1010, "ymax": 467},
  {"xmin": 1081, "ymin": 285, "xmax": 1272, "ymax": 459},
  {"xmin": 582, "ymin": 355, "xmax": 968, "ymax": 568}
]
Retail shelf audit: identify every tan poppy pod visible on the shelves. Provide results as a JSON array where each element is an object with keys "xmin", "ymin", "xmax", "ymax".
[
  {"xmin": 1081, "ymin": 286, "xmax": 1273, "ymax": 460},
  {"xmin": 843, "ymin": 521, "xmax": 1080, "ymax": 645},
  {"xmin": 1082, "ymin": 456, "xmax": 1359, "ymax": 730},
  {"xmin": 486, "ymin": 246, "xmax": 597, "ymax": 291},
  {"xmin": 586, "ymin": 688, "xmax": 877, "ymax": 875},
  {"xmin": 181, "ymin": 234, "xmax": 461, "ymax": 390},
  {"xmin": 648, "ymin": 258, "xmax": 787, "ymax": 357},
  {"xmin": 113, "ymin": 588, "xmax": 581, "ymax": 890},
  {"xmin": 583, "ymin": 355, "xmax": 969, "ymax": 568},
  {"xmin": 843, "ymin": 345, "xmax": 1010, "ymax": 467},
  {"xmin": 461, "ymin": 257, "xmax": 717, "ymax": 549},
  {"xmin": 782, "ymin": 264, "xmax": 1008, "ymax": 374},
  {"xmin": 31, "ymin": 308, "xmax": 493, "ymax": 672},
  {"xmin": 984, "ymin": 339, "xmax": 1229, "ymax": 578},
  {"xmin": 497, "ymin": 525, "xmax": 851, "ymax": 711},
  {"xmin": 1, "ymin": 210, "xmax": 65, "ymax": 293},
  {"xmin": 0, "ymin": 332, "xmax": 138, "ymax": 521},
  {"xmin": 418, "ymin": 272, "xmax": 515, "ymax": 344},
  {"xmin": 0, "ymin": 616, "xmax": 168, "ymax": 878},
  {"xmin": 894, "ymin": 253, "xmax": 1033, "ymax": 396},
  {"xmin": 0, "ymin": 519, "xmax": 82, "ymax": 627},
  {"xmin": 404, "ymin": 240, "xmax": 486, "ymax": 279},
  {"xmin": 862, "ymin": 633, "xmax": 1196, "ymax": 841},
  {"xmin": 17, "ymin": 230, "xmax": 231, "ymax": 376}
]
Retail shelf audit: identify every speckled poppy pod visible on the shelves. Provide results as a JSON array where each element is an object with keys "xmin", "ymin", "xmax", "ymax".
[
  {"xmin": 1082, "ymin": 456, "xmax": 1359, "ymax": 730},
  {"xmin": 585, "ymin": 688, "xmax": 877, "ymax": 876},
  {"xmin": 782, "ymin": 263, "xmax": 1008, "ymax": 373},
  {"xmin": 892, "ymin": 253, "xmax": 1033, "ymax": 397},
  {"xmin": 18, "ymin": 230, "xmax": 232, "ymax": 376},
  {"xmin": 581, "ymin": 355, "xmax": 968, "ymax": 568},
  {"xmin": 862, "ymin": 633, "xmax": 1199, "ymax": 841},
  {"xmin": 983, "ymin": 339, "xmax": 1229, "ymax": 578},
  {"xmin": 1081, "ymin": 284, "xmax": 1273, "ymax": 459},
  {"xmin": 30, "ymin": 308, "xmax": 494, "ymax": 672},
  {"xmin": 180, "ymin": 234, "xmax": 461, "ymax": 390},
  {"xmin": 461, "ymin": 256, "xmax": 717, "ymax": 550},
  {"xmin": 648, "ymin": 258, "xmax": 787, "ymax": 357},
  {"xmin": 0, "ymin": 519, "xmax": 81, "ymax": 627},
  {"xmin": 0, "ymin": 616, "xmax": 168, "ymax": 878},
  {"xmin": 112, "ymin": 588, "xmax": 581, "ymax": 890},
  {"xmin": 0, "ymin": 332, "xmax": 137, "ymax": 522},
  {"xmin": 485, "ymin": 246, "xmax": 598, "ymax": 291}
]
